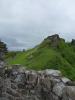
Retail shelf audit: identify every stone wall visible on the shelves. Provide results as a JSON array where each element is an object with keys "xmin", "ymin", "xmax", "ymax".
[{"xmin": 0, "ymin": 64, "xmax": 75, "ymax": 100}]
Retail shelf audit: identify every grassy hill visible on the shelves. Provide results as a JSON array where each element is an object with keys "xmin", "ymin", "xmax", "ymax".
[{"xmin": 6, "ymin": 34, "xmax": 75, "ymax": 80}]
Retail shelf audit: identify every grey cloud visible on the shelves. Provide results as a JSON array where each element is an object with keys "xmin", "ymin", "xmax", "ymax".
[{"xmin": 0, "ymin": 0, "xmax": 75, "ymax": 50}]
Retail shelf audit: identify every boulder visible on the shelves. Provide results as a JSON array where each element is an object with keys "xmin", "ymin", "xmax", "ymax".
[
  {"xmin": 62, "ymin": 86, "xmax": 75, "ymax": 100},
  {"xmin": 61, "ymin": 77, "xmax": 71, "ymax": 84},
  {"xmin": 53, "ymin": 82, "xmax": 65, "ymax": 97},
  {"xmin": 44, "ymin": 69, "xmax": 62, "ymax": 77}
]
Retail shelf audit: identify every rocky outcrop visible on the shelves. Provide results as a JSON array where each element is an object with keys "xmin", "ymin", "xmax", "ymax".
[
  {"xmin": 0, "ymin": 64, "xmax": 75, "ymax": 100},
  {"xmin": 44, "ymin": 34, "xmax": 65, "ymax": 48}
]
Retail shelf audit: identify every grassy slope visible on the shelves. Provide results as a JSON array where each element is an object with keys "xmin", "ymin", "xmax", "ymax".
[{"xmin": 6, "ymin": 39, "xmax": 75, "ymax": 80}]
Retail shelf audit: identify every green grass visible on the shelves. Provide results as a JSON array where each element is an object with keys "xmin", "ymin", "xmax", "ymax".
[{"xmin": 6, "ymin": 37, "xmax": 75, "ymax": 80}]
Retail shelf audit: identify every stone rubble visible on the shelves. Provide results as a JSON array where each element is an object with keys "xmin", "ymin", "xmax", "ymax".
[{"xmin": 0, "ymin": 63, "xmax": 75, "ymax": 100}]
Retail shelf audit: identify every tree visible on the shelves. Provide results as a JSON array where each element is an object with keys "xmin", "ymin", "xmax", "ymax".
[{"xmin": 0, "ymin": 40, "xmax": 8, "ymax": 60}]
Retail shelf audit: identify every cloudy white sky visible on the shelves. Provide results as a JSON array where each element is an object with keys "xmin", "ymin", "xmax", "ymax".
[{"xmin": 0, "ymin": 0, "xmax": 75, "ymax": 50}]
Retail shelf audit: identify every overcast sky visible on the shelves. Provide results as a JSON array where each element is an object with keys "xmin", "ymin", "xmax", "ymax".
[{"xmin": 0, "ymin": 0, "xmax": 75, "ymax": 50}]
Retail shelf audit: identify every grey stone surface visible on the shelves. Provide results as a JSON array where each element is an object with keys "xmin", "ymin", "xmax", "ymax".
[
  {"xmin": 53, "ymin": 82, "xmax": 65, "ymax": 97},
  {"xmin": 62, "ymin": 86, "xmax": 75, "ymax": 100},
  {"xmin": 0, "ymin": 63, "xmax": 75, "ymax": 100},
  {"xmin": 61, "ymin": 77, "xmax": 71, "ymax": 84},
  {"xmin": 44, "ymin": 69, "xmax": 62, "ymax": 77}
]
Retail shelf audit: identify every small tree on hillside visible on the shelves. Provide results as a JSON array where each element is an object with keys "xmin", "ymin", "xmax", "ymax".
[{"xmin": 0, "ymin": 40, "xmax": 8, "ymax": 60}]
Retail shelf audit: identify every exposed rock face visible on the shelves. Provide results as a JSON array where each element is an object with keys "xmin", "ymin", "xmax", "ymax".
[
  {"xmin": 44, "ymin": 34, "xmax": 65, "ymax": 48},
  {"xmin": 0, "ymin": 64, "xmax": 75, "ymax": 100},
  {"xmin": 47, "ymin": 34, "xmax": 60, "ymax": 40}
]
